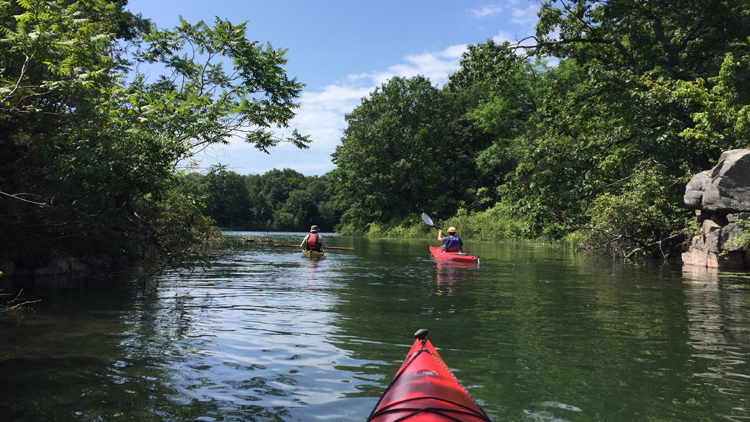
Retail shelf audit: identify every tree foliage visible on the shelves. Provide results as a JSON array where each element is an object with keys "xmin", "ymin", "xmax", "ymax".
[
  {"xmin": 330, "ymin": 76, "xmax": 443, "ymax": 229},
  {"xmin": 520, "ymin": 0, "xmax": 750, "ymax": 253},
  {"xmin": 332, "ymin": 0, "xmax": 750, "ymax": 255},
  {"xmin": 0, "ymin": 0, "xmax": 309, "ymax": 271},
  {"xmin": 330, "ymin": 75, "xmax": 492, "ymax": 233}
]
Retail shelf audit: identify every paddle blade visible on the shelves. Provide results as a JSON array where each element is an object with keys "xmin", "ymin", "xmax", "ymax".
[{"xmin": 421, "ymin": 213, "xmax": 434, "ymax": 226}]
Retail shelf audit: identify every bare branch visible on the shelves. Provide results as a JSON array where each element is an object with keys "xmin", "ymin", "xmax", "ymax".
[
  {"xmin": 0, "ymin": 190, "xmax": 48, "ymax": 207},
  {"xmin": 579, "ymin": 226, "xmax": 650, "ymax": 249},
  {"xmin": 6, "ymin": 300, "xmax": 42, "ymax": 311},
  {"xmin": 625, "ymin": 233, "xmax": 685, "ymax": 259},
  {"xmin": 3, "ymin": 53, "xmax": 33, "ymax": 103},
  {"xmin": 8, "ymin": 288, "xmax": 26, "ymax": 304}
]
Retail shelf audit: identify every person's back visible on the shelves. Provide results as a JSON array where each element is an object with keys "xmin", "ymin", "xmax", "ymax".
[
  {"xmin": 301, "ymin": 225, "xmax": 326, "ymax": 251},
  {"xmin": 307, "ymin": 232, "xmax": 322, "ymax": 251},
  {"xmin": 438, "ymin": 227, "xmax": 462, "ymax": 252}
]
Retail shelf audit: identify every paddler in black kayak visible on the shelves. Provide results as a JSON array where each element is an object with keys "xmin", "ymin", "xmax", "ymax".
[
  {"xmin": 438, "ymin": 226, "xmax": 463, "ymax": 252},
  {"xmin": 300, "ymin": 225, "xmax": 326, "ymax": 252}
]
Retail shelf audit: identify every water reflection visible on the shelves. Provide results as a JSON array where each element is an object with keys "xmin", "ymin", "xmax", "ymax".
[
  {"xmin": 431, "ymin": 259, "xmax": 479, "ymax": 296},
  {"xmin": 682, "ymin": 266, "xmax": 750, "ymax": 421},
  {"xmin": 111, "ymin": 249, "xmax": 371, "ymax": 421}
]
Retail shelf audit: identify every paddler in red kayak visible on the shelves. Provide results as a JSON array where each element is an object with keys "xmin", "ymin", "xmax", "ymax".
[
  {"xmin": 438, "ymin": 226, "xmax": 463, "ymax": 252},
  {"xmin": 300, "ymin": 225, "xmax": 326, "ymax": 251}
]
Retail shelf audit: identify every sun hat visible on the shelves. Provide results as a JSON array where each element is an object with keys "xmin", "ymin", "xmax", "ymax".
[
  {"xmin": 447, "ymin": 227, "xmax": 456, "ymax": 233},
  {"xmin": 310, "ymin": 225, "xmax": 319, "ymax": 233}
]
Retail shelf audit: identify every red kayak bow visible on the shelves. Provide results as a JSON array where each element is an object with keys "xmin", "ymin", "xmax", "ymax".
[
  {"xmin": 429, "ymin": 246, "xmax": 479, "ymax": 264},
  {"xmin": 367, "ymin": 329, "xmax": 491, "ymax": 422}
]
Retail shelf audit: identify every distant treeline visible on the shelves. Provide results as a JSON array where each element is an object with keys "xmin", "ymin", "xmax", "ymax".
[{"xmin": 175, "ymin": 167, "xmax": 340, "ymax": 232}]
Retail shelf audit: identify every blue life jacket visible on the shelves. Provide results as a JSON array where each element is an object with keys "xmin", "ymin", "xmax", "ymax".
[{"xmin": 443, "ymin": 236, "xmax": 461, "ymax": 252}]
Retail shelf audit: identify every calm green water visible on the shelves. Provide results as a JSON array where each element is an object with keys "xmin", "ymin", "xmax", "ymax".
[{"xmin": 2, "ymin": 234, "xmax": 750, "ymax": 421}]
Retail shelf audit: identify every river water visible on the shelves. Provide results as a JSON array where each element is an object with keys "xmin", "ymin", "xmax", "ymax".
[{"xmin": 2, "ymin": 233, "xmax": 750, "ymax": 421}]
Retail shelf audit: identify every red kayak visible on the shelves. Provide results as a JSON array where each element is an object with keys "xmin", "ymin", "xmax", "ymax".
[
  {"xmin": 429, "ymin": 246, "xmax": 479, "ymax": 263},
  {"xmin": 367, "ymin": 329, "xmax": 491, "ymax": 422}
]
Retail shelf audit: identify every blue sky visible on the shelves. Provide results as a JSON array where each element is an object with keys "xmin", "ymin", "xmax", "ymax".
[{"xmin": 126, "ymin": 0, "xmax": 541, "ymax": 176}]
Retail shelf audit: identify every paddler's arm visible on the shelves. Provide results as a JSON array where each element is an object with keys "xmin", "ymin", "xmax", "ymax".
[{"xmin": 437, "ymin": 229, "xmax": 443, "ymax": 242}]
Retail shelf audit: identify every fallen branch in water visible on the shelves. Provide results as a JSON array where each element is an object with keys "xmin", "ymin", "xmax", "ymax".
[
  {"xmin": 6, "ymin": 300, "xmax": 41, "ymax": 311},
  {"xmin": 578, "ymin": 227, "xmax": 649, "ymax": 249},
  {"xmin": 626, "ymin": 233, "xmax": 687, "ymax": 260},
  {"xmin": 8, "ymin": 288, "xmax": 26, "ymax": 304},
  {"xmin": 3, "ymin": 288, "xmax": 41, "ymax": 311}
]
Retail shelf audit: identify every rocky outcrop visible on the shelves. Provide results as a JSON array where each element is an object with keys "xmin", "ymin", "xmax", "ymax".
[
  {"xmin": 685, "ymin": 149, "xmax": 750, "ymax": 213},
  {"xmin": 683, "ymin": 149, "xmax": 750, "ymax": 270},
  {"xmin": 682, "ymin": 219, "xmax": 747, "ymax": 269}
]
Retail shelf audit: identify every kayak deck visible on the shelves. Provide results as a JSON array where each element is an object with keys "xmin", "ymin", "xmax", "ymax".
[
  {"xmin": 302, "ymin": 249, "xmax": 324, "ymax": 258},
  {"xmin": 368, "ymin": 329, "xmax": 490, "ymax": 422},
  {"xmin": 429, "ymin": 246, "xmax": 479, "ymax": 263}
]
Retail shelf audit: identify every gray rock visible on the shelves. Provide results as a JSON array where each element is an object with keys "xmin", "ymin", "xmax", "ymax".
[
  {"xmin": 701, "ymin": 219, "xmax": 721, "ymax": 234},
  {"xmin": 684, "ymin": 170, "xmax": 710, "ymax": 209},
  {"xmin": 705, "ymin": 230, "xmax": 721, "ymax": 253},
  {"xmin": 682, "ymin": 248, "xmax": 746, "ymax": 270},
  {"xmin": 688, "ymin": 230, "xmax": 721, "ymax": 253},
  {"xmin": 682, "ymin": 249, "xmax": 709, "ymax": 267},
  {"xmin": 717, "ymin": 251, "xmax": 746, "ymax": 269},
  {"xmin": 701, "ymin": 149, "xmax": 750, "ymax": 213},
  {"xmin": 720, "ymin": 222, "xmax": 747, "ymax": 252},
  {"xmin": 728, "ymin": 212, "xmax": 750, "ymax": 223},
  {"xmin": 682, "ymin": 149, "xmax": 750, "ymax": 270},
  {"xmin": 696, "ymin": 210, "xmax": 729, "ymax": 227}
]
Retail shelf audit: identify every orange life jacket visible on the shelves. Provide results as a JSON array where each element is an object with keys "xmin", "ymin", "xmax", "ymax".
[{"xmin": 308, "ymin": 233, "xmax": 320, "ymax": 251}]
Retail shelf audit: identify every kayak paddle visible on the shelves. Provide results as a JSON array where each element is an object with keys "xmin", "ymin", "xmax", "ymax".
[
  {"xmin": 273, "ymin": 243, "xmax": 355, "ymax": 251},
  {"xmin": 421, "ymin": 213, "xmax": 441, "ymax": 231}
]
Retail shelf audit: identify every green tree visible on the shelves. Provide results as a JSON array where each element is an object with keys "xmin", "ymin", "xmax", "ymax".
[
  {"xmin": 529, "ymin": 0, "xmax": 749, "ymax": 252},
  {"xmin": 247, "ymin": 168, "xmax": 304, "ymax": 229},
  {"xmin": 0, "ymin": 0, "xmax": 309, "ymax": 270},
  {"xmin": 452, "ymin": 0, "xmax": 750, "ymax": 252},
  {"xmin": 448, "ymin": 40, "xmax": 552, "ymax": 218},
  {"xmin": 330, "ymin": 76, "xmax": 447, "ymax": 231},
  {"xmin": 284, "ymin": 189, "xmax": 316, "ymax": 231},
  {"xmin": 678, "ymin": 49, "xmax": 750, "ymax": 148},
  {"xmin": 203, "ymin": 166, "xmax": 252, "ymax": 228}
]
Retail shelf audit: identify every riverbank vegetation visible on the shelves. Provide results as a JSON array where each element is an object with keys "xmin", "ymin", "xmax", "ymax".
[
  {"xmin": 329, "ymin": 0, "xmax": 750, "ymax": 257},
  {"xmin": 0, "ymin": 0, "xmax": 309, "ymax": 273}
]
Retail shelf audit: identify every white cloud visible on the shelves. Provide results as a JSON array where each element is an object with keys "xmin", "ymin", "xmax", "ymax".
[
  {"xmin": 492, "ymin": 30, "xmax": 515, "ymax": 44},
  {"xmin": 511, "ymin": 4, "xmax": 540, "ymax": 25},
  {"xmin": 468, "ymin": 4, "xmax": 503, "ymax": 18},
  {"xmin": 365, "ymin": 44, "xmax": 467, "ymax": 87},
  {"xmin": 197, "ymin": 44, "xmax": 470, "ymax": 175},
  {"xmin": 291, "ymin": 85, "xmax": 372, "ymax": 148},
  {"xmin": 442, "ymin": 44, "xmax": 470, "ymax": 59}
]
